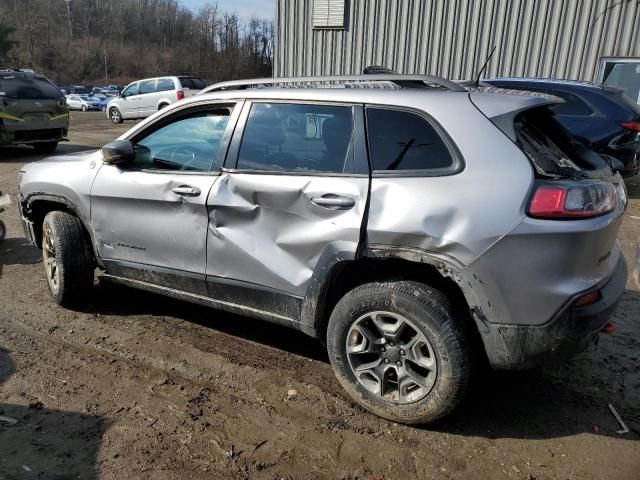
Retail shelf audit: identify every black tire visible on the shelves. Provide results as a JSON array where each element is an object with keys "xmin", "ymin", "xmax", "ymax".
[
  {"xmin": 81, "ymin": 105, "xmax": 87, "ymax": 112},
  {"xmin": 0, "ymin": 220, "xmax": 5, "ymax": 243},
  {"xmin": 158, "ymin": 103, "xmax": 169, "ymax": 110},
  {"xmin": 33, "ymin": 141, "xmax": 58, "ymax": 154},
  {"xmin": 327, "ymin": 281, "xmax": 471, "ymax": 424},
  {"xmin": 109, "ymin": 107, "xmax": 123, "ymax": 124},
  {"xmin": 42, "ymin": 211, "xmax": 94, "ymax": 307}
]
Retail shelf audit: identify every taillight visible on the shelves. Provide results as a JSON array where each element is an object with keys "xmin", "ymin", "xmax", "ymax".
[
  {"xmin": 528, "ymin": 181, "xmax": 616, "ymax": 219},
  {"xmin": 176, "ymin": 90, "xmax": 185, "ymax": 101},
  {"xmin": 621, "ymin": 121, "xmax": 640, "ymax": 132}
]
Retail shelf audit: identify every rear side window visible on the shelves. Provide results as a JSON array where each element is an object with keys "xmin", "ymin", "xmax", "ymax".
[
  {"xmin": 549, "ymin": 90, "xmax": 594, "ymax": 116},
  {"xmin": 179, "ymin": 77, "xmax": 206, "ymax": 90},
  {"xmin": 0, "ymin": 74, "xmax": 62, "ymax": 100},
  {"xmin": 139, "ymin": 80, "xmax": 156, "ymax": 95},
  {"xmin": 366, "ymin": 108, "xmax": 454, "ymax": 172},
  {"xmin": 237, "ymin": 103, "xmax": 354, "ymax": 173},
  {"xmin": 156, "ymin": 78, "xmax": 175, "ymax": 92}
]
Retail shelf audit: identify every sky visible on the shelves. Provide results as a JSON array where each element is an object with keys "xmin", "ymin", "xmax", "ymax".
[{"xmin": 179, "ymin": 0, "xmax": 274, "ymax": 19}]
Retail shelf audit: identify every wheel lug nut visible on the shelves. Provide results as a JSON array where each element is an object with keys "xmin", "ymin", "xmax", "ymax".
[
  {"xmin": 389, "ymin": 342, "xmax": 395, "ymax": 347},
  {"xmin": 380, "ymin": 347, "xmax": 386, "ymax": 352},
  {"xmin": 396, "ymin": 361, "xmax": 402, "ymax": 366},
  {"xmin": 400, "ymin": 350, "xmax": 405, "ymax": 356},
  {"xmin": 384, "ymin": 359, "xmax": 390, "ymax": 364}
]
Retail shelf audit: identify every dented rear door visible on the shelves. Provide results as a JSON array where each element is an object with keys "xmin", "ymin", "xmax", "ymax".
[{"xmin": 205, "ymin": 101, "xmax": 369, "ymax": 307}]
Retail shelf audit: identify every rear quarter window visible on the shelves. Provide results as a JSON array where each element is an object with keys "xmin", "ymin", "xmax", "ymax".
[{"xmin": 365, "ymin": 108, "xmax": 457, "ymax": 173}]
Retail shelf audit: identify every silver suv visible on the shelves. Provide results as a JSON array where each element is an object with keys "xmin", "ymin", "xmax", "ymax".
[
  {"xmin": 18, "ymin": 75, "xmax": 628, "ymax": 424},
  {"xmin": 106, "ymin": 75, "xmax": 206, "ymax": 124}
]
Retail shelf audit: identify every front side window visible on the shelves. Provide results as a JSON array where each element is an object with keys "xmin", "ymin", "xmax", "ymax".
[
  {"xmin": 122, "ymin": 83, "xmax": 138, "ymax": 97},
  {"xmin": 132, "ymin": 108, "xmax": 231, "ymax": 172},
  {"xmin": 139, "ymin": 80, "xmax": 156, "ymax": 95},
  {"xmin": 237, "ymin": 102, "xmax": 354, "ymax": 173},
  {"xmin": 366, "ymin": 108, "xmax": 454, "ymax": 172}
]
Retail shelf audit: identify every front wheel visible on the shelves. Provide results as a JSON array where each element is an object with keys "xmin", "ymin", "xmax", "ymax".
[
  {"xmin": 42, "ymin": 211, "xmax": 94, "ymax": 307},
  {"xmin": 327, "ymin": 281, "xmax": 471, "ymax": 424},
  {"xmin": 109, "ymin": 107, "xmax": 123, "ymax": 124},
  {"xmin": 81, "ymin": 105, "xmax": 87, "ymax": 112},
  {"xmin": 0, "ymin": 220, "xmax": 5, "ymax": 243}
]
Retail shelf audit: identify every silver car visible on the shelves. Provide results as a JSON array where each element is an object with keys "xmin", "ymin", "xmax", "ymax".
[
  {"xmin": 17, "ymin": 75, "xmax": 628, "ymax": 424},
  {"xmin": 106, "ymin": 76, "xmax": 206, "ymax": 124}
]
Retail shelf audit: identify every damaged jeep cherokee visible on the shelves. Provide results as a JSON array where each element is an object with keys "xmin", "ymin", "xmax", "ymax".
[{"xmin": 18, "ymin": 75, "xmax": 628, "ymax": 424}]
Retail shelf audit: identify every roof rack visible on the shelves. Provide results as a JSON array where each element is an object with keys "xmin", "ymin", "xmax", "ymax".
[{"xmin": 199, "ymin": 74, "xmax": 467, "ymax": 94}]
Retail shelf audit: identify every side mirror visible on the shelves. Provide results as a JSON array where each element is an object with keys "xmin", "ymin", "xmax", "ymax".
[{"xmin": 102, "ymin": 140, "xmax": 135, "ymax": 165}]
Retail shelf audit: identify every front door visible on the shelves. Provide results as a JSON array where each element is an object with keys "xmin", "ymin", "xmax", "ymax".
[
  {"xmin": 118, "ymin": 82, "xmax": 140, "ymax": 118},
  {"xmin": 91, "ymin": 102, "xmax": 241, "ymax": 294},
  {"xmin": 205, "ymin": 101, "xmax": 369, "ymax": 317}
]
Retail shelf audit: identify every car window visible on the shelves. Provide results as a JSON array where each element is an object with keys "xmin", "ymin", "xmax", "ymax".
[
  {"xmin": 366, "ymin": 108, "xmax": 454, "ymax": 171},
  {"xmin": 139, "ymin": 80, "xmax": 156, "ymax": 95},
  {"xmin": 179, "ymin": 77, "xmax": 206, "ymax": 90},
  {"xmin": 157, "ymin": 78, "xmax": 175, "ymax": 92},
  {"xmin": 0, "ymin": 74, "xmax": 63, "ymax": 100},
  {"xmin": 132, "ymin": 108, "xmax": 231, "ymax": 172},
  {"xmin": 237, "ymin": 103, "xmax": 354, "ymax": 173},
  {"xmin": 122, "ymin": 84, "xmax": 138, "ymax": 96},
  {"xmin": 549, "ymin": 90, "xmax": 594, "ymax": 116}
]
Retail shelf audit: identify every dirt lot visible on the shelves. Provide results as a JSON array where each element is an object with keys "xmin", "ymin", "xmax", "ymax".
[{"xmin": 0, "ymin": 112, "xmax": 639, "ymax": 479}]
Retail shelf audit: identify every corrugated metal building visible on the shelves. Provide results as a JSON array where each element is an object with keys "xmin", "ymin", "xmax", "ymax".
[{"xmin": 274, "ymin": 0, "xmax": 640, "ymax": 82}]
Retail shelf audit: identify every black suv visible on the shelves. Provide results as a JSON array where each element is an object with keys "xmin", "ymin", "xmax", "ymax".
[{"xmin": 485, "ymin": 78, "xmax": 640, "ymax": 177}]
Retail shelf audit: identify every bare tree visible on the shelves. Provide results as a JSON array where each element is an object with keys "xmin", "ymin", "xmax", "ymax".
[{"xmin": 0, "ymin": 0, "xmax": 273, "ymax": 84}]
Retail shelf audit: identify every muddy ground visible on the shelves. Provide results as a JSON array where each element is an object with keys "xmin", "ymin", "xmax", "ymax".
[{"xmin": 0, "ymin": 112, "xmax": 639, "ymax": 480}]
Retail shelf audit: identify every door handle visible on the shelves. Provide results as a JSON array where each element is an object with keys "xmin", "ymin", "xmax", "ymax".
[
  {"xmin": 311, "ymin": 194, "xmax": 356, "ymax": 209},
  {"xmin": 171, "ymin": 185, "xmax": 201, "ymax": 196}
]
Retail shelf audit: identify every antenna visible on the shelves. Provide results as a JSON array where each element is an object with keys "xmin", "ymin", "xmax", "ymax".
[{"xmin": 473, "ymin": 45, "xmax": 497, "ymax": 87}]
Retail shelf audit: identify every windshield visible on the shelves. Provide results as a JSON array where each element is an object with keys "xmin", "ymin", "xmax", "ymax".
[{"xmin": 0, "ymin": 74, "xmax": 63, "ymax": 100}]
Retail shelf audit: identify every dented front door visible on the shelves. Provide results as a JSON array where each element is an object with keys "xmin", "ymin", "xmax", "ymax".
[{"xmin": 90, "ymin": 103, "xmax": 239, "ymax": 293}]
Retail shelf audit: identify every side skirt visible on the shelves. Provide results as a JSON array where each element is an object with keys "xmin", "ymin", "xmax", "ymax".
[{"xmin": 99, "ymin": 273, "xmax": 308, "ymax": 333}]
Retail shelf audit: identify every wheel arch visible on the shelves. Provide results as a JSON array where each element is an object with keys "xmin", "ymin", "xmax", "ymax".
[
  {"xmin": 22, "ymin": 194, "xmax": 101, "ymax": 266},
  {"xmin": 302, "ymin": 245, "xmax": 487, "ymax": 359}
]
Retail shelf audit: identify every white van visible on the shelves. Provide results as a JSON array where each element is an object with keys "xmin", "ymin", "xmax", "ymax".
[{"xmin": 106, "ymin": 76, "xmax": 206, "ymax": 123}]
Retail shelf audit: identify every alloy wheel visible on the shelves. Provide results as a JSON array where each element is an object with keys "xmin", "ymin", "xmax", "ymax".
[
  {"xmin": 42, "ymin": 224, "xmax": 59, "ymax": 294},
  {"xmin": 346, "ymin": 311, "xmax": 437, "ymax": 404}
]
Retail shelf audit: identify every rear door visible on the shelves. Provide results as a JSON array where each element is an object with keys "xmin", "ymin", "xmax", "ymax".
[
  {"xmin": 137, "ymin": 79, "xmax": 157, "ymax": 116},
  {"xmin": 205, "ymin": 100, "xmax": 369, "ymax": 316}
]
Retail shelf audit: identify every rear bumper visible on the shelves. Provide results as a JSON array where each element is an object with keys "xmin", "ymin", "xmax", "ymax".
[{"xmin": 478, "ymin": 256, "xmax": 627, "ymax": 370}]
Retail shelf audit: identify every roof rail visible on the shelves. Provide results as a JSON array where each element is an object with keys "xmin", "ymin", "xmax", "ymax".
[{"xmin": 199, "ymin": 74, "xmax": 467, "ymax": 94}]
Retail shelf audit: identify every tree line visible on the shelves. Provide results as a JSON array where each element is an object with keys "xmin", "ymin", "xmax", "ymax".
[{"xmin": 0, "ymin": 0, "xmax": 274, "ymax": 86}]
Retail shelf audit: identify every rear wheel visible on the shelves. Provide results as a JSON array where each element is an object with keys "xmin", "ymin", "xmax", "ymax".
[
  {"xmin": 109, "ymin": 107, "xmax": 123, "ymax": 124},
  {"xmin": 158, "ymin": 103, "xmax": 169, "ymax": 110},
  {"xmin": 33, "ymin": 141, "xmax": 58, "ymax": 154},
  {"xmin": 0, "ymin": 220, "xmax": 5, "ymax": 243},
  {"xmin": 327, "ymin": 281, "xmax": 471, "ymax": 424},
  {"xmin": 42, "ymin": 211, "xmax": 94, "ymax": 307}
]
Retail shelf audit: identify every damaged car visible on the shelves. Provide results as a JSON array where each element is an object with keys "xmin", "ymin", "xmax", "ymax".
[{"xmin": 17, "ymin": 75, "xmax": 628, "ymax": 424}]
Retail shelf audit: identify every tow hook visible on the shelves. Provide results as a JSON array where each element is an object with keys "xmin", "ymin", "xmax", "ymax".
[{"xmin": 601, "ymin": 322, "xmax": 615, "ymax": 334}]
